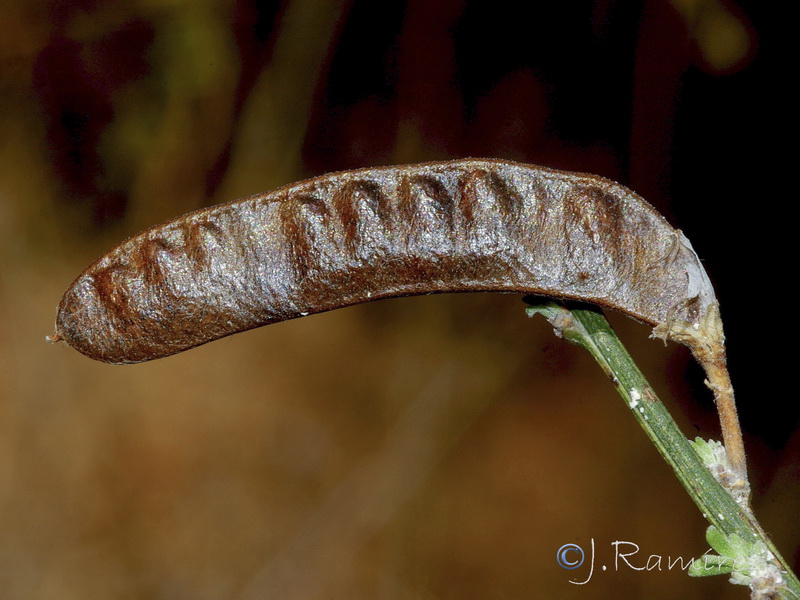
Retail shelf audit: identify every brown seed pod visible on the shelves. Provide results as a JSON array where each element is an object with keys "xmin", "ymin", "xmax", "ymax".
[
  {"xmin": 51, "ymin": 158, "xmax": 723, "ymax": 365},
  {"xmin": 52, "ymin": 158, "xmax": 748, "ymax": 482}
]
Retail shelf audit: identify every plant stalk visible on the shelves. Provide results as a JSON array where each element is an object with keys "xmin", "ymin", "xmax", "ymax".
[{"xmin": 526, "ymin": 299, "xmax": 799, "ymax": 599}]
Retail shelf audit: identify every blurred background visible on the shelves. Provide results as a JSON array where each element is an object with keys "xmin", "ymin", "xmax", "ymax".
[{"xmin": 1, "ymin": 0, "xmax": 795, "ymax": 598}]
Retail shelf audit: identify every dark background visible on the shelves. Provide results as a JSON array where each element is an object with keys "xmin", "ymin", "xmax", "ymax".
[{"xmin": 1, "ymin": 1, "xmax": 795, "ymax": 598}]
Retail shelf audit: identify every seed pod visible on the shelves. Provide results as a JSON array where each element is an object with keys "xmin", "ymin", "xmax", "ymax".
[
  {"xmin": 51, "ymin": 158, "xmax": 723, "ymax": 365},
  {"xmin": 52, "ymin": 157, "xmax": 749, "ymax": 485}
]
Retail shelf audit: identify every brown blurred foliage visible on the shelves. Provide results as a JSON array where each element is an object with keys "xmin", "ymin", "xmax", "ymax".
[{"xmin": 1, "ymin": 0, "xmax": 795, "ymax": 598}]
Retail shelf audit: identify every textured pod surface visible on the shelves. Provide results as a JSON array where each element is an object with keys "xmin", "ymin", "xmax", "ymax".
[{"xmin": 53, "ymin": 158, "xmax": 718, "ymax": 364}]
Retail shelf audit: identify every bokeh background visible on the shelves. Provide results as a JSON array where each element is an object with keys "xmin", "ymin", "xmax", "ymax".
[{"xmin": 1, "ymin": 1, "xmax": 796, "ymax": 598}]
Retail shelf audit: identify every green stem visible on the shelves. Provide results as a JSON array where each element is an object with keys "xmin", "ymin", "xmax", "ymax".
[{"xmin": 525, "ymin": 299, "xmax": 799, "ymax": 599}]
